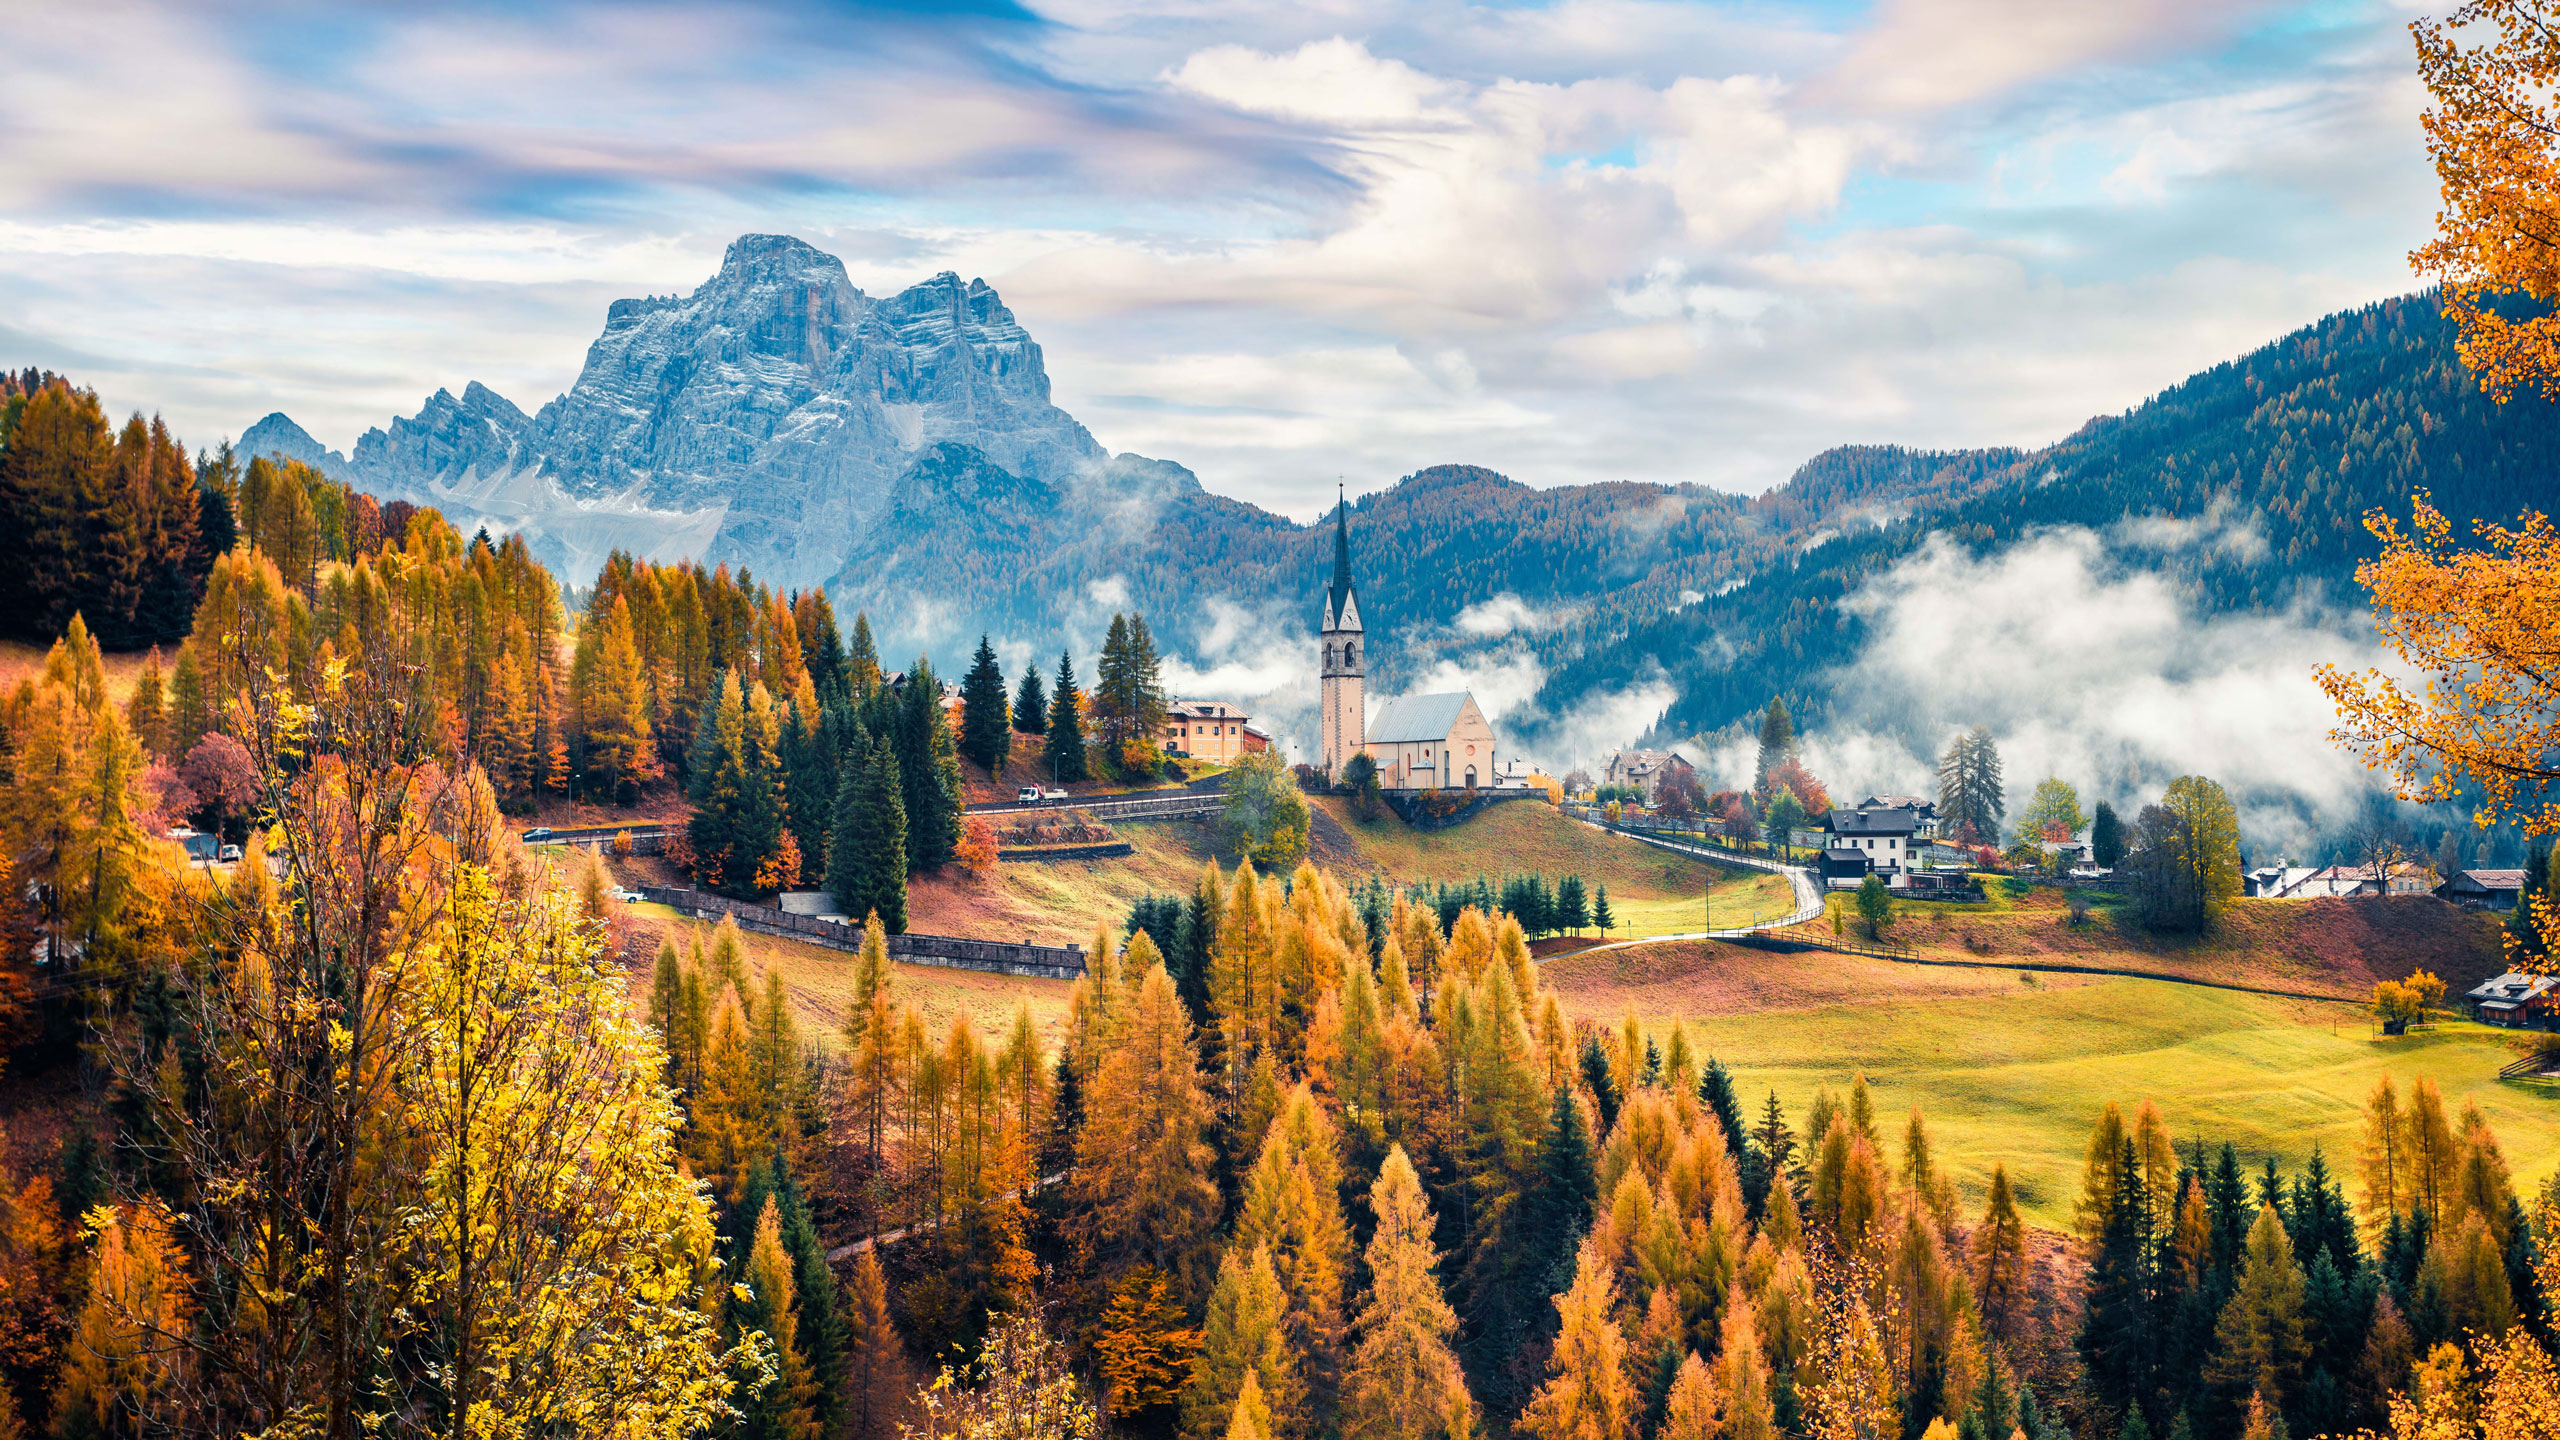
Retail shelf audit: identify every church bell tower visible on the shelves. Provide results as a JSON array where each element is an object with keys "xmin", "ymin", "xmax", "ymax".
[{"xmin": 1319, "ymin": 487, "xmax": 1365, "ymax": 778}]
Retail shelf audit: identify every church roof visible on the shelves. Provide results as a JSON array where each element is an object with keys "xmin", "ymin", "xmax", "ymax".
[
  {"xmin": 1326, "ymin": 489, "xmax": 1358, "ymax": 630},
  {"xmin": 1368, "ymin": 692, "xmax": 1475, "ymax": 743}
]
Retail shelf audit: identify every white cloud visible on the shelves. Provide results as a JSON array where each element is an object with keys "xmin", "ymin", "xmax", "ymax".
[
  {"xmin": 1166, "ymin": 36, "xmax": 1467, "ymax": 126},
  {"xmin": 0, "ymin": 0, "xmax": 2445, "ymax": 524},
  {"xmin": 1811, "ymin": 527, "xmax": 2395, "ymax": 856},
  {"xmin": 1453, "ymin": 593, "xmax": 1556, "ymax": 637},
  {"xmin": 1819, "ymin": 0, "xmax": 2270, "ymax": 113}
]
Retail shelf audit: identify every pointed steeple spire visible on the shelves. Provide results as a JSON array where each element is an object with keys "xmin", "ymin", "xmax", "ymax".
[{"xmin": 1329, "ymin": 484, "xmax": 1354, "ymax": 628}]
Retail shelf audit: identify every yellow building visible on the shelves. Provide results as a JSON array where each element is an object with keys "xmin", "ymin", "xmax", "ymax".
[{"xmin": 1165, "ymin": 699, "xmax": 1253, "ymax": 765}]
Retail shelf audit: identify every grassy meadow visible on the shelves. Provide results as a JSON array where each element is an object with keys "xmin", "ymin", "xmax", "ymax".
[
  {"xmin": 1544, "ymin": 938, "xmax": 2557, "ymax": 1228},
  {"xmin": 893, "ymin": 798, "xmax": 1783, "ymax": 946}
]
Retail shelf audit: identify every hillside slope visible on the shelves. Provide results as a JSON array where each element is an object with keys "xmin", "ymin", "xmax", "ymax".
[{"xmin": 1547, "ymin": 295, "xmax": 2560, "ymax": 748}]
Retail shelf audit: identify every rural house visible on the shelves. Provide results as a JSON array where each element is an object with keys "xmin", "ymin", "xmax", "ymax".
[
  {"xmin": 2271, "ymin": 864, "xmax": 2436, "ymax": 898},
  {"xmin": 2434, "ymin": 869, "xmax": 2526, "ymax": 911},
  {"xmin": 2464, "ymin": 971, "xmax": 2560, "ymax": 1029},
  {"xmin": 1605, "ymin": 749, "xmax": 1694, "ymax": 805},
  {"xmin": 1164, "ymin": 699, "xmax": 1252, "ymax": 765},
  {"xmin": 1857, "ymin": 795, "xmax": 1939, "ymax": 836},
  {"xmin": 1825, "ymin": 806, "xmax": 1920, "ymax": 886}
]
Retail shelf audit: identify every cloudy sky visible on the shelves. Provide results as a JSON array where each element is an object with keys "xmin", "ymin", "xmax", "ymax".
[{"xmin": 1, "ymin": 0, "xmax": 2439, "ymax": 518}]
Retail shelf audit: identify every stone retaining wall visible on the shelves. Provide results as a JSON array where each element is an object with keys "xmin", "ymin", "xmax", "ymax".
[{"xmin": 634, "ymin": 886, "xmax": 1086, "ymax": 979}]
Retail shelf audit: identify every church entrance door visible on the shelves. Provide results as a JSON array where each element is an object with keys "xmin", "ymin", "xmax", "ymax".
[{"xmin": 1465, "ymin": 767, "xmax": 1477, "ymax": 790}]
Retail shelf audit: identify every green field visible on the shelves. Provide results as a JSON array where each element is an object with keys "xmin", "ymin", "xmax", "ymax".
[
  {"xmin": 1606, "ymin": 868, "xmax": 1798, "ymax": 932},
  {"xmin": 1548, "ymin": 943, "xmax": 2558, "ymax": 1228},
  {"xmin": 888, "ymin": 798, "xmax": 1781, "ymax": 946}
]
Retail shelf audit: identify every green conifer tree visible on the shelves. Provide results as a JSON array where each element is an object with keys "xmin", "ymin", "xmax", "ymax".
[
  {"xmin": 1013, "ymin": 664, "xmax": 1048, "ymax": 735},
  {"xmin": 829, "ymin": 735, "xmax": 908, "ymax": 933},
  {"xmin": 894, "ymin": 659, "xmax": 964, "ymax": 870},
  {"xmin": 1045, "ymin": 648, "xmax": 1089, "ymax": 784},
  {"xmin": 959, "ymin": 633, "xmax": 1012, "ymax": 773}
]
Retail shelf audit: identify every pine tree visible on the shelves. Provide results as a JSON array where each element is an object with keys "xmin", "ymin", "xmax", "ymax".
[
  {"xmin": 1341, "ymin": 1144, "xmax": 1475, "ymax": 1440},
  {"xmin": 1973, "ymin": 1163, "xmax": 2029, "ymax": 1342},
  {"xmin": 1591, "ymin": 884, "xmax": 1614, "ymax": 935},
  {"xmin": 1013, "ymin": 664, "xmax": 1048, "ymax": 735},
  {"xmin": 895, "ymin": 659, "xmax": 965, "ymax": 869},
  {"xmin": 686, "ymin": 675, "xmax": 792, "ymax": 897},
  {"xmin": 1754, "ymin": 697, "xmax": 1797, "ymax": 800},
  {"xmin": 1555, "ymin": 874, "xmax": 1588, "ymax": 933},
  {"xmin": 1187, "ymin": 1245, "xmax": 1305, "ymax": 1440},
  {"xmin": 829, "ymin": 736, "xmax": 908, "ymax": 933},
  {"xmin": 2080, "ymin": 1136, "xmax": 2158, "ymax": 1417},
  {"xmin": 842, "ymin": 1249, "xmax": 912, "ymax": 1440},
  {"xmin": 1092, "ymin": 612, "xmax": 1170, "ymax": 771},
  {"xmin": 959, "ymin": 634, "xmax": 1012, "ymax": 773},
  {"xmin": 1517, "ymin": 1244, "xmax": 1634, "ymax": 1440},
  {"xmin": 1936, "ymin": 726, "xmax": 2006, "ymax": 845},
  {"xmin": 1076, "ymin": 962, "xmax": 1222, "ymax": 1298},
  {"xmin": 2093, "ymin": 800, "xmax": 2128, "ymax": 869},
  {"xmin": 777, "ymin": 703, "xmax": 833, "ymax": 888},
  {"xmin": 2205, "ymin": 1206, "xmax": 2312, "ymax": 1415},
  {"xmin": 845, "ymin": 612, "xmax": 883, "ymax": 696}
]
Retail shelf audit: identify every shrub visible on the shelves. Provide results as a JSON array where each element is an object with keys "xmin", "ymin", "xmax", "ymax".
[{"xmin": 1855, "ymin": 874, "xmax": 1892, "ymax": 940}]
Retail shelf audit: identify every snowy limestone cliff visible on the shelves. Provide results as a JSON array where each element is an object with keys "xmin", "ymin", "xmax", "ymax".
[{"xmin": 249, "ymin": 234, "xmax": 1107, "ymax": 588}]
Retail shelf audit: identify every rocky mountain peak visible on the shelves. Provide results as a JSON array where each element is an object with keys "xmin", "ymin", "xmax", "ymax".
[
  {"xmin": 271, "ymin": 233, "xmax": 1108, "ymax": 590},
  {"xmin": 715, "ymin": 232, "xmax": 856, "ymax": 288}
]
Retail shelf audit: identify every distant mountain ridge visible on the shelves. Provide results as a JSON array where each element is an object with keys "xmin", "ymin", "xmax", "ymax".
[{"xmin": 241, "ymin": 237, "xmax": 2560, "ymax": 764}]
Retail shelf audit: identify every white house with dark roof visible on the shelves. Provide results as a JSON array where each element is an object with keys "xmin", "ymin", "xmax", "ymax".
[{"xmin": 1825, "ymin": 806, "xmax": 1921, "ymax": 885}]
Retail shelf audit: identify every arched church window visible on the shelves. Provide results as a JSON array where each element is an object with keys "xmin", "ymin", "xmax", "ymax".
[{"xmin": 1345, "ymin": 642, "xmax": 1357, "ymax": 666}]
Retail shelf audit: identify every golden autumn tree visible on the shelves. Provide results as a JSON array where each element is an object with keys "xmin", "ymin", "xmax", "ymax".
[
  {"xmin": 2317, "ymin": 497, "xmax": 2560, "ymax": 874},
  {"xmin": 2413, "ymin": 0, "xmax": 2560, "ymax": 401},
  {"xmin": 1096, "ymin": 1266, "xmax": 1201, "ymax": 1419},
  {"xmin": 1184, "ymin": 1245, "xmax": 1302, "ymax": 1440},
  {"xmin": 1517, "ymin": 1243, "xmax": 1635, "ymax": 1440},
  {"xmin": 388, "ymin": 865, "xmax": 763, "ymax": 1434},
  {"xmin": 1339, "ymin": 1146, "xmax": 1473, "ymax": 1440},
  {"xmin": 51, "ymin": 1204, "xmax": 187, "ymax": 1437},
  {"xmin": 1075, "ymin": 961, "xmax": 1223, "ymax": 1298},
  {"xmin": 2325, "ymin": 20, "xmax": 2560, "ymax": 959}
]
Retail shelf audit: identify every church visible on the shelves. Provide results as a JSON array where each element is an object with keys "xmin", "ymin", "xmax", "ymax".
[{"xmin": 1319, "ymin": 493, "xmax": 1500, "ymax": 790}]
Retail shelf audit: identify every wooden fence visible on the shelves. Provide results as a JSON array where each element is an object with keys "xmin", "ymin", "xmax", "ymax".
[{"xmin": 634, "ymin": 886, "xmax": 1086, "ymax": 979}]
